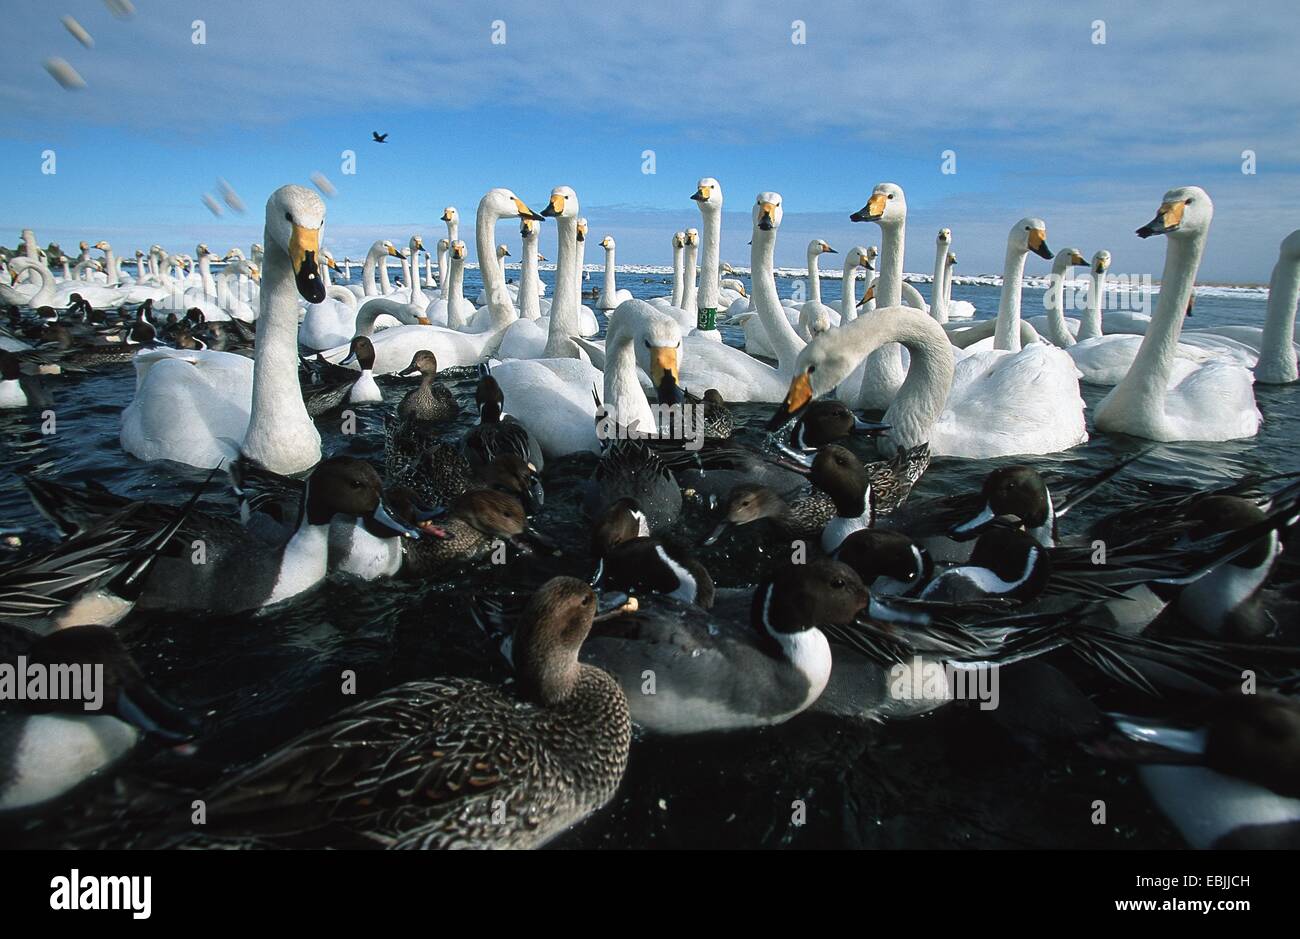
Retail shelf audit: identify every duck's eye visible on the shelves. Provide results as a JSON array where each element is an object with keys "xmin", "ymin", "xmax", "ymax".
[
  {"xmin": 582, "ymin": 594, "xmax": 593, "ymax": 606},
  {"xmin": 831, "ymin": 578, "xmax": 845, "ymax": 589},
  {"xmin": 350, "ymin": 479, "xmax": 362, "ymax": 489}
]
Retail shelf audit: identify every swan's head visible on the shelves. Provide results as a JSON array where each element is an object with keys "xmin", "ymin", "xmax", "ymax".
[
  {"xmin": 245, "ymin": 263, "xmax": 261, "ymax": 283},
  {"xmin": 768, "ymin": 332, "xmax": 869, "ymax": 428},
  {"xmin": 847, "ymin": 246, "xmax": 873, "ymax": 270},
  {"xmin": 450, "ymin": 240, "xmax": 467, "ymax": 262},
  {"xmin": 753, "ymin": 193, "xmax": 783, "ymax": 232},
  {"xmin": 850, "ymin": 183, "xmax": 906, "ymax": 224},
  {"xmin": 809, "ymin": 238, "xmax": 836, "ymax": 257},
  {"xmin": 134, "ymin": 249, "xmax": 144, "ymax": 259},
  {"xmin": 266, "ymin": 184, "xmax": 327, "ymax": 303},
  {"xmin": 410, "ymin": 235, "xmax": 424, "ymax": 252},
  {"xmin": 438, "ymin": 237, "xmax": 451, "ymax": 253},
  {"xmin": 440, "ymin": 206, "xmax": 458, "ymax": 224},
  {"xmin": 225, "ymin": 247, "xmax": 245, "ymax": 261},
  {"xmin": 1052, "ymin": 247, "xmax": 1088, "ymax": 273},
  {"xmin": 1010, "ymin": 217, "xmax": 1052, "ymax": 260},
  {"xmin": 377, "ymin": 240, "xmax": 400, "ymax": 258},
  {"xmin": 93, "ymin": 240, "xmax": 110, "ymax": 252},
  {"xmin": 685, "ymin": 228, "xmax": 699, "ymax": 247},
  {"xmin": 321, "ymin": 250, "xmax": 338, "ymax": 271},
  {"xmin": 1137, "ymin": 186, "xmax": 1212, "ymax": 240},
  {"xmin": 196, "ymin": 243, "xmax": 213, "ymax": 257},
  {"xmin": 1091, "ymin": 250, "xmax": 1111, "ymax": 274},
  {"xmin": 640, "ymin": 309, "xmax": 684, "ymax": 404},
  {"xmin": 520, "ymin": 218, "xmax": 539, "ymax": 239},
  {"xmin": 691, "ymin": 177, "xmax": 722, "ymax": 208},
  {"xmin": 799, "ymin": 304, "xmax": 833, "ymax": 338},
  {"xmin": 482, "ymin": 188, "xmax": 544, "ymax": 223},
  {"xmin": 1279, "ymin": 231, "xmax": 1300, "ymax": 261},
  {"xmin": 540, "ymin": 185, "xmax": 579, "ymax": 220},
  {"xmin": 948, "ymin": 252, "xmax": 957, "ymax": 266},
  {"xmin": 672, "ymin": 231, "xmax": 686, "ymax": 248},
  {"xmin": 497, "ymin": 244, "xmax": 511, "ymax": 259},
  {"xmin": 78, "ymin": 241, "xmax": 89, "ymax": 252},
  {"xmin": 600, "ymin": 235, "xmax": 616, "ymax": 250},
  {"xmin": 937, "ymin": 228, "xmax": 952, "ymax": 245},
  {"xmin": 576, "ymin": 218, "xmax": 588, "ymax": 242}
]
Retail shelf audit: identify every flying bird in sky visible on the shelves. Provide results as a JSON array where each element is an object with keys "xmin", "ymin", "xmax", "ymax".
[{"xmin": 372, "ymin": 132, "xmax": 388, "ymax": 143}]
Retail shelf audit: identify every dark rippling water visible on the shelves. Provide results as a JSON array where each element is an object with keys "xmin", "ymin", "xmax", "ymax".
[{"xmin": 3, "ymin": 267, "xmax": 1296, "ymax": 849}]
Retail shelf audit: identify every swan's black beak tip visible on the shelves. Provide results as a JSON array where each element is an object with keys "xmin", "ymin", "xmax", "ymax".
[{"xmin": 295, "ymin": 251, "xmax": 327, "ymax": 303}]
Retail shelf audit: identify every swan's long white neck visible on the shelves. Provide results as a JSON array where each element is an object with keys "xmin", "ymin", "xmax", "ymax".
[
  {"xmin": 476, "ymin": 203, "xmax": 517, "ymax": 330},
  {"xmin": 447, "ymin": 255, "xmax": 469, "ymax": 329},
  {"xmin": 409, "ymin": 245, "xmax": 422, "ymax": 298},
  {"xmin": 362, "ymin": 245, "xmax": 383, "ymax": 297},
  {"xmin": 199, "ymin": 253, "xmax": 216, "ymax": 297},
  {"xmin": 1043, "ymin": 256, "xmax": 1076, "ymax": 347},
  {"xmin": 16, "ymin": 260, "xmax": 57, "ymax": 306},
  {"xmin": 834, "ymin": 306, "xmax": 955, "ymax": 449},
  {"xmin": 239, "ymin": 236, "xmax": 322, "ymax": 473},
  {"xmin": 753, "ymin": 225, "xmax": 804, "ymax": 376},
  {"xmin": 993, "ymin": 244, "xmax": 1029, "ymax": 351},
  {"xmin": 1079, "ymin": 267, "xmax": 1105, "ymax": 340},
  {"xmin": 697, "ymin": 205, "xmax": 721, "ymax": 324},
  {"xmin": 1101, "ymin": 231, "xmax": 1206, "ymax": 430},
  {"xmin": 100, "ymin": 246, "xmax": 118, "ymax": 286},
  {"xmin": 519, "ymin": 235, "xmax": 541, "ymax": 320},
  {"xmin": 545, "ymin": 217, "xmax": 581, "ymax": 357},
  {"xmin": 1256, "ymin": 247, "xmax": 1300, "ymax": 384},
  {"xmin": 671, "ymin": 242, "xmax": 684, "ymax": 308},
  {"xmin": 379, "ymin": 251, "xmax": 393, "ymax": 294},
  {"xmin": 681, "ymin": 240, "xmax": 698, "ymax": 313},
  {"xmin": 22, "ymin": 230, "xmax": 39, "ymax": 261},
  {"xmin": 944, "ymin": 257, "xmax": 954, "ymax": 304},
  {"xmin": 807, "ymin": 246, "xmax": 823, "ymax": 305},
  {"xmin": 437, "ymin": 243, "xmax": 449, "ymax": 290},
  {"xmin": 877, "ymin": 218, "xmax": 905, "ymax": 307},
  {"xmin": 930, "ymin": 241, "xmax": 948, "ymax": 323},
  {"xmin": 600, "ymin": 243, "xmax": 618, "ymax": 309},
  {"xmin": 841, "ymin": 254, "xmax": 861, "ymax": 323}
]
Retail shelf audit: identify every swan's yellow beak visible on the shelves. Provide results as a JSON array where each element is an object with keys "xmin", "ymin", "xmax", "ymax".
[
  {"xmin": 851, "ymin": 192, "xmax": 888, "ymax": 222},
  {"xmin": 386, "ymin": 244, "xmax": 401, "ymax": 257},
  {"xmin": 757, "ymin": 202, "xmax": 777, "ymax": 231},
  {"xmin": 513, "ymin": 197, "xmax": 544, "ymax": 221},
  {"xmin": 541, "ymin": 193, "xmax": 564, "ymax": 217},
  {"xmin": 691, "ymin": 185, "xmax": 712, "ymax": 202},
  {"xmin": 769, "ymin": 368, "xmax": 814, "ymax": 429},
  {"xmin": 648, "ymin": 345, "xmax": 681, "ymax": 404},
  {"xmin": 418, "ymin": 316, "xmax": 431, "ymax": 325},
  {"xmin": 1027, "ymin": 228, "xmax": 1052, "ymax": 260},
  {"xmin": 858, "ymin": 283, "xmax": 876, "ymax": 307},
  {"xmin": 1137, "ymin": 201, "xmax": 1186, "ymax": 238},
  {"xmin": 289, "ymin": 224, "xmax": 325, "ymax": 302},
  {"xmin": 441, "ymin": 209, "xmax": 453, "ymax": 222}
]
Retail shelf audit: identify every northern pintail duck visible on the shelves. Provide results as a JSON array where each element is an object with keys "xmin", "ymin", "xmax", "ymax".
[
  {"xmin": 1104, "ymin": 692, "xmax": 1300, "ymax": 848},
  {"xmin": 396, "ymin": 349, "xmax": 459, "ymax": 423},
  {"xmin": 0, "ymin": 350, "xmax": 52, "ymax": 409},
  {"xmin": 0, "ymin": 624, "xmax": 198, "ymax": 813},
  {"xmin": 27, "ymin": 457, "xmax": 421, "ymax": 615},
  {"xmin": 591, "ymin": 498, "xmax": 716, "ymax": 608},
  {"xmin": 585, "ymin": 439, "xmax": 682, "ymax": 534},
  {"xmin": 186, "ymin": 577, "xmax": 632, "ymax": 849},
  {"xmin": 462, "ymin": 370, "xmax": 544, "ymax": 473},
  {"xmin": 401, "ymin": 489, "xmax": 533, "ymax": 576},
  {"xmin": 573, "ymin": 559, "xmax": 869, "ymax": 734},
  {"xmin": 301, "ymin": 335, "xmax": 383, "ymax": 417}
]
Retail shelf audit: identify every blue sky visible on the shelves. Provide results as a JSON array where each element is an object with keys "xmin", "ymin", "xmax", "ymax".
[{"xmin": 2, "ymin": 1, "xmax": 1298, "ymax": 281}]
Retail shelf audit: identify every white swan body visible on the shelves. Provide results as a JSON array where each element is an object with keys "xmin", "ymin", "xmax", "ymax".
[
  {"xmin": 1095, "ymin": 187, "xmax": 1260, "ymax": 442},
  {"xmin": 122, "ymin": 185, "xmax": 328, "ymax": 472}
]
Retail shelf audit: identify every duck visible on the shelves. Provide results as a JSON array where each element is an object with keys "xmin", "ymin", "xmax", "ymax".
[
  {"xmin": 590, "ymin": 498, "xmax": 716, "ymax": 608},
  {"xmin": 1094, "ymin": 187, "xmax": 1261, "ymax": 442},
  {"xmin": 1102, "ymin": 693, "xmax": 1300, "ymax": 848},
  {"xmin": 186, "ymin": 576, "xmax": 631, "ymax": 849},
  {"xmin": 300, "ymin": 335, "xmax": 383, "ymax": 417},
  {"xmin": 30, "ymin": 457, "xmax": 420, "ymax": 616},
  {"xmin": 462, "ymin": 368, "xmax": 544, "ymax": 473},
  {"xmin": 120, "ymin": 184, "xmax": 328, "ymax": 473},
  {"xmin": 0, "ymin": 624, "xmax": 199, "ymax": 813},
  {"xmin": 395, "ymin": 350, "xmax": 459, "ymax": 423},
  {"xmin": 832, "ymin": 528, "xmax": 932, "ymax": 597},
  {"xmin": 0, "ymin": 349, "xmax": 53, "ymax": 409},
  {"xmin": 572, "ymin": 560, "xmax": 868, "ymax": 734}
]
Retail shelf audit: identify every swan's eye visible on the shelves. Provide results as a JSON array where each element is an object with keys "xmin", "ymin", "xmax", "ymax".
[
  {"xmin": 643, "ymin": 340, "xmax": 651, "ymax": 349},
  {"xmin": 1184, "ymin": 198, "xmax": 1192, "ymax": 204},
  {"xmin": 807, "ymin": 365, "xmax": 817, "ymax": 374},
  {"xmin": 284, "ymin": 212, "xmax": 292, "ymax": 222}
]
